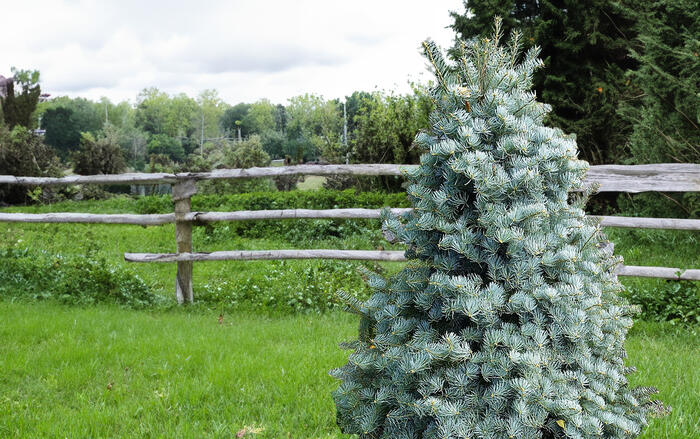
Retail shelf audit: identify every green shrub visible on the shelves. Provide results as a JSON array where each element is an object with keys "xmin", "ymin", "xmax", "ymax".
[
  {"xmin": 0, "ymin": 248, "xmax": 160, "ymax": 308},
  {"xmin": 623, "ymin": 281, "xmax": 700, "ymax": 325},
  {"xmin": 0, "ymin": 125, "xmax": 62, "ymax": 204},
  {"xmin": 196, "ymin": 259, "xmax": 373, "ymax": 313},
  {"xmin": 72, "ymin": 129, "xmax": 126, "ymax": 176},
  {"xmin": 135, "ymin": 189, "xmax": 410, "ymax": 214},
  {"xmin": 135, "ymin": 189, "xmax": 410, "ymax": 243},
  {"xmin": 617, "ymin": 192, "xmax": 700, "ymax": 220}
]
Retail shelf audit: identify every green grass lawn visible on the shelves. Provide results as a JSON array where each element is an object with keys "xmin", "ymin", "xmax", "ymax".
[
  {"xmin": 1, "ymin": 195, "xmax": 697, "ymax": 305},
  {"xmin": 297, "ymin": 175, "xmax": 327, "ymax": 190},
  {"xmin": 0, "ymin": 195, "xmax": 698, "ymax": 437},
  {"xmin": 0, "ymin": 302, "xmax": 697, "ymax": 438}
]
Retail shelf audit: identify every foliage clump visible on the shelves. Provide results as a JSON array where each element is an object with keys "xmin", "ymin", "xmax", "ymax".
[
  {"xmin": 0, "ymin": 125, "xmax": 61, "ymax": 204},
  {"xmin": 0, "ymin": 248, "xmax": 158, "ymax": 308},
  {"xmin": 449, "ymin": 0, "xmax": 636, "ymax": 166},
  {"xmin": 72, "ymin": 127, "xmax": 126, "ymax": 175},
  {"xmin": 332, "ymin": 21, "xmax": 665, "ymax": 438}
]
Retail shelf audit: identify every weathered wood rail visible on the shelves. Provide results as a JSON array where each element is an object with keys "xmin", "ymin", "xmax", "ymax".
[
  {"xmin": 1, "ymin": 163, "xmax": 699, "ymax": 192},
  {"xmin": 1, "ymin": 210, "xmax": 699, "ymax": 230},
  {"xmin": 1, "ymin": 163, "xmax": 699, "ymax": 303}
]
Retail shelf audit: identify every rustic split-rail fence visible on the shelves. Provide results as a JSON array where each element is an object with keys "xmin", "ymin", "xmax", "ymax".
[{"xmin": 1, "ymin": 163, "xmax": 699, "ymax": 303}]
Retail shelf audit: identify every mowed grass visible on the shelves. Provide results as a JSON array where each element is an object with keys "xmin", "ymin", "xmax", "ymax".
[
  {"xmin": 0, "ymin": 302, "xmax": 698, "ymax": 439},
  {"xmin": 0, "ymin": 302, "xmax": 357, "ymax": 438},
  {"xmin": 0, "ymin": 196, "xmax": 698, "ymax": 437}
]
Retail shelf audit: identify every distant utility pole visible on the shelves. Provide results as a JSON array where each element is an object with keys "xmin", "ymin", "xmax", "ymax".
[
  {"xmin": 200, "ymin": 112, "xmax": 204, "ymax": 155},
  {"xmin": 343, "ymin": 99, "xmax": 349, "ymax": 164}
]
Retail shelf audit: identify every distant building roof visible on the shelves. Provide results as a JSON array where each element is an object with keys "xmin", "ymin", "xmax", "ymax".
[{"xmin": 0, "ymin": 75, "xmax": 11, "ymax": 99}]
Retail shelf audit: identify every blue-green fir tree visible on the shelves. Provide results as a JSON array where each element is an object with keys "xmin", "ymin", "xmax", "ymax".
[{"xmin": 331, "ymin": 19, "xmax": 666, "ymax": 439}]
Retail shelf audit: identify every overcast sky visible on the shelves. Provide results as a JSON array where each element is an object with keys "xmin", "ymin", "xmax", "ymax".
[{"xmin": 1, "ymin": 0, "xmax": 464, "ymax": 105}]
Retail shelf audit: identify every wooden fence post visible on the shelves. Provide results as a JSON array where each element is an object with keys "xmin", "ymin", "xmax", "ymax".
[{"xmin": 172, "ymin": 179, "xmax": 197, "ymax": 304}]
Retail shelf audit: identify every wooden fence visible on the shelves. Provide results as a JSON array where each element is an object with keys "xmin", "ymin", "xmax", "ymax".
[{"xmin": 1, "ymin": 163, "xmax": 699, "ymax": 303}]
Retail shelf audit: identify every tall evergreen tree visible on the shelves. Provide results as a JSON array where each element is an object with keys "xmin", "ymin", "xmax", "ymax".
[
  {"xmin": 332, "ymin": 21, "xmax": 665, "ymax": 438},
  {"xmin": 619, "ymin": 0, "xmax": 699, "ymax": 165},
  {"xmin": 42, "ymin": 106, "xmax": 81, "ymax": 159},
  {"xmin": 450, "ymin": 1, "xmax": 636, "ymax": 165},
  {"xmin": 0, "ymin": 69, "xmax": 41, "ymax": 129}
]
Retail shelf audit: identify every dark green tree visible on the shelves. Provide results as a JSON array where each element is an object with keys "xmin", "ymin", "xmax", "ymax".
[
  {"xmin": 342, "ymin": 90, "xmax": 431, "ymax": 191},
  {"xmin": 274, "ymin": 103, "xmax": 287, "ymax": 133},
  {"xmin": 450, "ymin": 1, "xmax": 637, "ymax": 165},
  {"xmin": 0, "ymin": 125, "xmax": 61, "ymax": 203},
  {"xmin": 332, "ymin": 22, "xmax": 666, "ymax": 438},
  {"xmin": 614, "ymin": 0, "xmax": 700, "ymax": 219},
  {"xmin": 619, "ymin": 0, "xmax": 699, "ymax": 165},
  {"xmin": 72, "ymin": 128, "xmax": 126, "ymax": 175},
  {"xmin": 42, "ymin": 106, "xmax": 81, "ymax": 159},
  {"xmin": 0, "ymin": 68, "xmax": 41, "ymax": 129},
  {"xmin": 220, "ymin": 103, "xmax": 252, "ymax": 138},
  {"xmin": 147, "ymin": 134, "xmax": 185, "ymax": 162}
]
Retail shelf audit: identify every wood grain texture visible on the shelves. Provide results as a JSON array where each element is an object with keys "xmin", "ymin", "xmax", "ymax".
[
  {"xmin": 125, "ymin": 249, "xmax": 409, "ymax": 263},
  {"xmin": 124, "ymin": 250, "xmax": 700, "ymax": 280},
  {"xmin": 173, "ymin": 181, "xmax": 194, "ymax": 304},
  {"xmin": 0, "ymin": 172, "xmax": 177, "ymax": 185},
  {"xmin": 0, "ymin": 212, "xmax": 174, "ymax": 225},
  {"xmin": 186, "ymin": 208, "xmax": 414, "ymax": 222},
  {"xmin": 616, "ymin": 265, "xmax": 700, "ymax": 280},
  {"xmin": 2, "ymin": 163, "xmax": 698, "ymax": 193},
  {"xmin": 1, "ymin": 210, "xmax": 697, "ymax": 231}
]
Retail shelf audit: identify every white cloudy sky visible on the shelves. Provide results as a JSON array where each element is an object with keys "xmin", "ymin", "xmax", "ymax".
[{"xmin": 1, "ymin": 0, "xmax": 464, "ymax": 105}]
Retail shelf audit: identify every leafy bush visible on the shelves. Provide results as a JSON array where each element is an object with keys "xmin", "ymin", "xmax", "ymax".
[
  {"xmin": 134, "ymin": 189, "xmax": 410, "ymax": 243},
  {"xmin": 197, "ymin": 135, "xmax": 275, "ymax": 194},
  {"xmin": 0, "ymin": 248, "xmax": 160, "ymax": 308},
  {"xmin": 622, "ymin": 281, "xmax": 700, "ymax": 325},
  {"xmin": 196, "ymin": 259, "xmax": 375, "ymax": 313},
  {"xmin": 617, "ymin": 192, "xmax": 699, "ymax": 220},
  {"xmin": 147, "ymin": 134, "xmax": 185, "ymax": 162},
  {"xmin": 72, "ymin": 129, "xmax": 126, "ymax": 175},
  {"xmin": 0, "ymin": 125, "xmax": 62, "ymax": 204}
]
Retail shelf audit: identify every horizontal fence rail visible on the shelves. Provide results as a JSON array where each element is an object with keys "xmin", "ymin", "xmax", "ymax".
[
  {"xmin": 123, "ymin": 250, "xmax": 700, "ymax": 281},
  {"xmin": 1, "ymin": 163, "xmax": 698, "ymax": 303},
  {"xmin": 1, "ymin": 163, "xmax": 699, "ymax": 192},
  {"xmin": 1, "ymin": 210, "xmax": 699, "ymax": 231}
]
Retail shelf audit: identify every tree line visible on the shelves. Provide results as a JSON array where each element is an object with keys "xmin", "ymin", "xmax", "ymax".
[{"xmin": 1, "ymin": 0, "xmax": 697, "ymax": 211}]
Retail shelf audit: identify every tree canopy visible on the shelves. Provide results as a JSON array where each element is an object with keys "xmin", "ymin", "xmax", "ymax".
[{"xmin": 450, "ymin": 0, "xmax": 637, "ymax": 164}]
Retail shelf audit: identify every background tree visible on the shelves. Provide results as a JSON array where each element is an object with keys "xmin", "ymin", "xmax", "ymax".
[
  {"xmin": 620, "ymin": 0, "xmax": 699, "ymax": 165},
  {"xmin": 351, "ymin": 90, "xmax": 430, "ymax": 166},
  {"xmin": 42, "ymin": 106, "xmax": 80, "ymax": 160},
  {"xmin": 220, "ymin": 102, "xmax": 252, "ymax": 139},
  {"xmin": 344, "ymin": 91, "xmax": 373, "ymax": 144},
  {"xmin": 197, "ymin": 135, "xmax": 274, "ymax": 194},
  {"xmin": 72, "ymin": 128, "xmax": 126, "ymax": 175},
  {"xmin": 0, "ymin": 125, "xmax": 61, "ymax": 203},
  {"xmin": 40, "ymin": 96, "xmax": 104, "ymax": 134},
  {"xmin": 147, "ymin": 133, "xmax": 185, "ymax": 162},
  {"xmin": 0, "ymin": 68, "xmax": 41, "ymax": 129},
  {"xmin": 135, "ymin": 88, "xmax": 198, "ymax": 139},
  {"xmin": 243, "ymin": 99, "xmax": 276, "ymax": 136},
  {"xmin": 274, "ymin": 103, "xmax": 287, "ymax": 133},
  {"xmin": 450, "ymin": 0, "xmax": 637, "ymax": 165},
  {"xmin": 196, "ymin": 89, "xmax": 228, "ymax": 141},
  {"xmin": 286, "ymin": 94, "xmax": 343, "ymax": 162},
  {"xmin": 326, "ymin": 89, "xmax": 431, "ymax": 191},
  {"xmin": 615, "ymin": 0, "xmax": 700, "ymax": 219}
]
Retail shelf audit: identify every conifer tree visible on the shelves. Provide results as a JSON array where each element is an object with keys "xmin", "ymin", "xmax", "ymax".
[
  {"xmin": 449, "ymin": 1, "xmax": 637, "ymax": 165},
  {"xmin": 619, "ymin": 0, "xmax": 699, "ymax": 165},
  {"xmin": 331, "ymin": 20, "xmax": 665, "ymax": 438}
]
